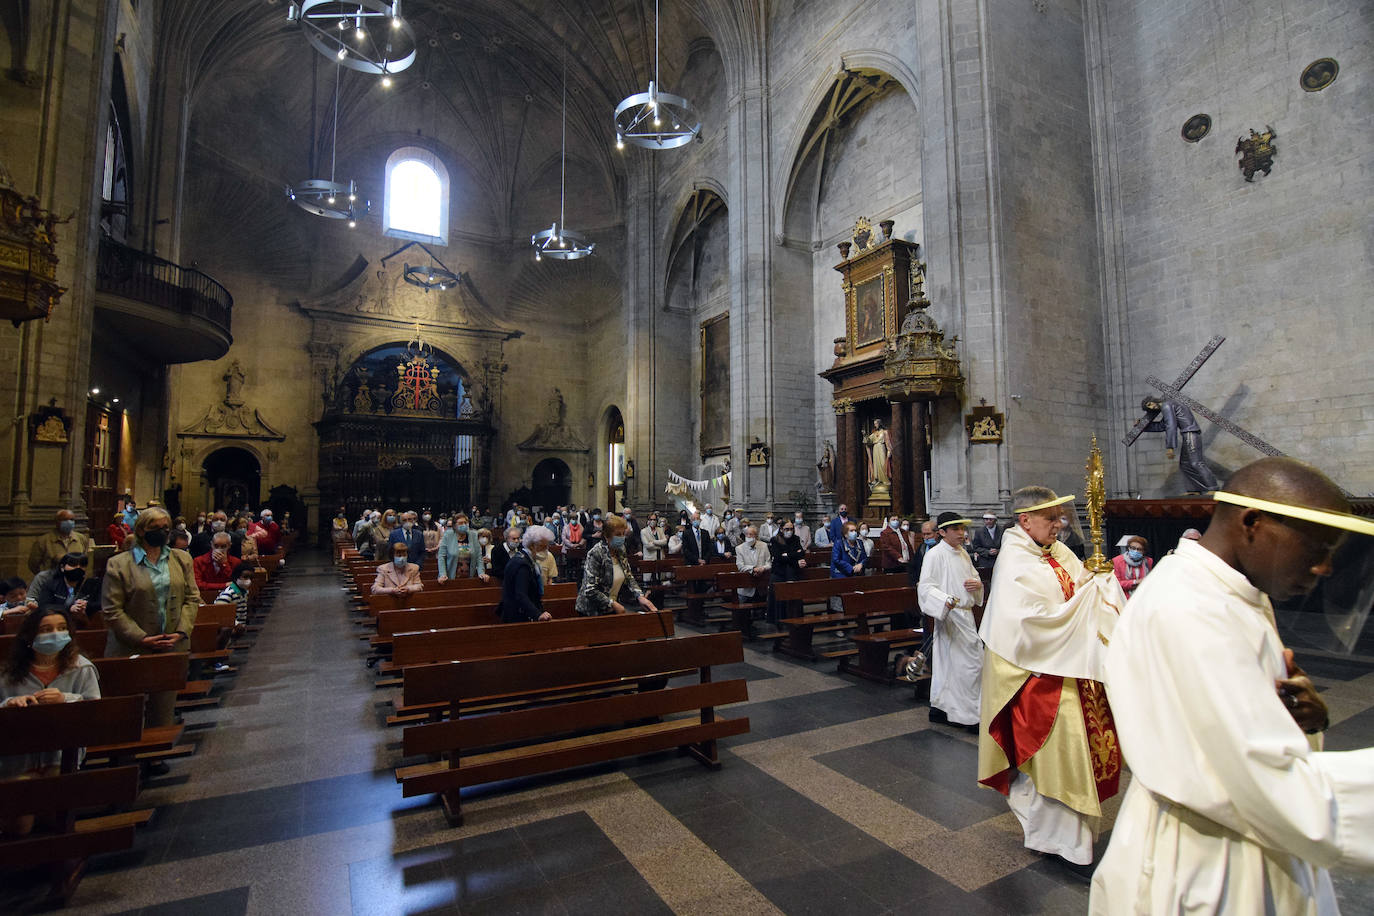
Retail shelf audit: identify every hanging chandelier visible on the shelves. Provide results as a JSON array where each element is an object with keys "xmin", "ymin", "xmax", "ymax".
[
  {"xmin": 285, "ymin": 56, "xmax": 367, "ymax": 225},
  {"xmin": 381, "ymin": 241, "xmax": 460, "ymax": 292},
  {"xmin": 531, "ymin": 52, "xmax": 594, "ymax": 261},
  {"xmin": 613, "ymin": 0, "xmax": 700, "ymax": 150},
  {"xmin": 287, "ymin": 1, "xmax": 417, "ymax": 85}
]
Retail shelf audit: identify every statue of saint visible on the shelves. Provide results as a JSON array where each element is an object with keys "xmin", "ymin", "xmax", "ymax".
[
  {"xmin": 817, "ymin": 440, "xmax": 836, "ymax": 492},
  {"xmin": 864, "ymin": 419, "xmax": 893, "ymax": 486},
  {"xmin": 1141, "ymin": 396, "xmax": 1221, "ymax": 494},
  {"xmin": 223, "ymin": 361, "xmax": 246, "ymax": 407}
]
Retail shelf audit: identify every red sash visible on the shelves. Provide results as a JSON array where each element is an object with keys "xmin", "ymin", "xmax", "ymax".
[{"xmin": 981, "ymin": 549, "xmax": 1120, "ymax": 803}]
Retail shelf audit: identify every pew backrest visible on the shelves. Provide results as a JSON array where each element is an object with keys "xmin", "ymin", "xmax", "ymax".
[
  {"xmin": 391, "ymin": 609, "xmax": 675, "ymax": 668},
  {"xmin": 92, "ymin": 653, "xmax": 190, "ymax": 697}
]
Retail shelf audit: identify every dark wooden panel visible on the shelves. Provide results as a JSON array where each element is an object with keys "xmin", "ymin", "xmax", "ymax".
[
  {"xmin": 0, "ymin": 766, "xmax": 139, "ymax": 817},
  {"xmin": 0, "ymin": 824, "xmax": 136, "ymax": 867},
  {"xmin": 841, "ymin": 587, "xmax": 917, "ymax": 614},
  {"xmin": 773, "ymin": 572, "xmax": 907, "ymax": 601},
  {"xmin": 404, "ymin": 678, "xmax": 746, "ymax": 755},
  {"xmin": 392, "ymin": 610, "xmax": 674, "ymax": 667},
  {"xmin": 404, "ymin": 632, "xmax": 743, "ymax": 707},
  {"xmin": 0, "ymin": 695, "xmax": 143, "ymax": 754},
  {"xmin": 93, "ymin": 654, "xmax": 189, "ymax": 696}
]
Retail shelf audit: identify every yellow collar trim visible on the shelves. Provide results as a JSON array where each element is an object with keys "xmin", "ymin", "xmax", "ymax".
[
  {"xmin": 1015, "ymin": 494, "xmax": 1076, "ymax": 514},
  {"xmin": 1213, "ymin": 491, "xmax": 1374, "ymax": 536}
]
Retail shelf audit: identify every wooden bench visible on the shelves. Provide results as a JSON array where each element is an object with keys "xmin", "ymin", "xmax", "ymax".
[
  {"xmin": 715, "ymin": 571, "xmax": 770, "ymax": 639},
  {"xmin": 0, "ymin": 696, "xmax": 145, "ymax": 904},
  {"xmin": 673, "ymin": 562, "xmax": 735, "ymax": 626},
  {"xmin": 372, "ymin": 597, "xmax": 581, "ymax": 674},
  {"xmin": 838, "ymin": 588, "xmax": 924, "ymax": 684},
  {"xmin": 771, "ymin": 574, "xmax": 908, "ymax": 660},
  {"xmin": 396, "ymin": 631, "xmax": 750, "ymax": 825},
  {"xmin": 85, "ymin": 655, "xmax": 193, "ymax": 765},
  {"xmin": 0, "ymin": 628, "xmax": 107, "ymax": 661}
]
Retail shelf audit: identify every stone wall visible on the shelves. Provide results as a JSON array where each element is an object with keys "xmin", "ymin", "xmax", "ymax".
[{"xmin": 1087, "ymin": 0, "xmax": 1374, "ymax": 496}]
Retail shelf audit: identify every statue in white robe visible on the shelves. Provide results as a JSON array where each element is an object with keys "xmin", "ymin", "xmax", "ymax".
[{"xmin": 918, "ymin": 538, "xmax": 984, "ymax": 726}]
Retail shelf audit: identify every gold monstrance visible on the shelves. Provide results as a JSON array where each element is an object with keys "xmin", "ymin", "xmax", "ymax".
[{"xmin": 1083, "ymin": 435, "xmax": 1113, "ymax": 574}]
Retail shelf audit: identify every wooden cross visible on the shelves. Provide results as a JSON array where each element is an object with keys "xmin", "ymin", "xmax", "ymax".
[{"xmin": 1122, "ymin": 335, "xmax": 1225, "ymax": 446}]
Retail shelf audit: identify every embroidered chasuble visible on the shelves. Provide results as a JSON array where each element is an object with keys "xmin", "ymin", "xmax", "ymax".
[{"xmin": 977, "ymin": 525, "xmax": 1125, "ymax": 818}]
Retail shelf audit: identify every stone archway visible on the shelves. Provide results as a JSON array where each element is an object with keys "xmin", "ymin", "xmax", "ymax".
[
  {"xmin": 203, "ymin": 446, "xmax": 262, "ymax": 514},
  {"xmin": 531, "ymin": 457, "xmax": 572, "ymax": 513}
]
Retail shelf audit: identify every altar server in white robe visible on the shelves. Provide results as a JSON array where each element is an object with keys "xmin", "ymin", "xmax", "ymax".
[
  {"xmin": 978, "ymin": 486, "xmax": 1125, "ymax": 871},
  {"xmin": 918, "ymin": 511, "xmax": 984, "ymax": 727},
  {"xmin": 1092, "ymin": 458, "xmax": 1374, "ymax": 915}
]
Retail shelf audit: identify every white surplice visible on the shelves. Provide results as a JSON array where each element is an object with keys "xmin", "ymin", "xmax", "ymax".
[
  {"xmin": 918, "ymin": 540, "xmax": 984, "ymax": 725},
  {"xmin": 1091, "ymin": 539, "xmax": 1374, "ymax": 915}
]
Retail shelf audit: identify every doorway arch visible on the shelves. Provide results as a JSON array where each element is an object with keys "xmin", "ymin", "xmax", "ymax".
[
  {"xmin": 531, "ymin": 458, "xmax": 572, "ymax": 513},
  {"xmin": 203, "ymin": 446, "xmax": 261, "ymax": 514},
  {"xmin": 604, "ymin": 407, "xmax": 625, "ymax": 512}
]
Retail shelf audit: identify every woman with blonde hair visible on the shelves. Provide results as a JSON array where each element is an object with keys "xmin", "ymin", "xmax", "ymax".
[{"xmin": 575, "ymin": 515, "xmax": 658, "ymax": 616}]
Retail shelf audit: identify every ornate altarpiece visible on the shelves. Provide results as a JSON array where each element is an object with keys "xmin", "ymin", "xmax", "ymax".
[{"xmin": 820, "ymin": 219, "xmax": 963, "ymax": 519}]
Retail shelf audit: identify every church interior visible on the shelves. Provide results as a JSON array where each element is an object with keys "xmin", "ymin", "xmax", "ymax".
[{"xmin": 0, "ymin": 0, "xmax": 1371, "ymax": 912}]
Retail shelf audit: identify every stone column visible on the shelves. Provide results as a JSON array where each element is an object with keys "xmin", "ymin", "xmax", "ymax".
[{"xmin": 910, "ymin": 401, "xmax": 929, "ymax": 519}]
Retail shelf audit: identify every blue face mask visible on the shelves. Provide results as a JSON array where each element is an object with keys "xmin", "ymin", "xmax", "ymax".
[
  {"xmin": 1127, "ymin": 549, "xmax": 1144, "ymax": 562},
  {"xmin": 924, "ymin": 538, "xmax": 938, "ymax": 547},
  {"xmin": 610, "ymin": 535, "xmax": 627, "ymax": 549},
  {"xmin": 593, "ymin": 514, "xmax": 602, "ymax": 521},
  {"xmin": 846, "ymin": 531, "xmax": 858, "ymax": 542},
  {"xmin": 692, "ymin": 521, "xmax": 700, "ymax": 528},
  {"xmin": 33, "ymin": 631, "xmax": 71, "ymax": 655},
  {"xmin": 59, "ymin": 519, "xmax": 75, "ymax": 535},
  {"xmin": 394, "ymin": 556, "xmax": 408, "ymax": 568}
]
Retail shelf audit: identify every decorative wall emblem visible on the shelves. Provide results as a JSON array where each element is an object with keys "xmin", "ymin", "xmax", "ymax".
[
  {"xmin": 965, "ymin": 399, "xmax": 1005, "ymax": 444},
  {"xmin": 1181, "ymin": 114, "xmax": 1211, "ymax": 143},
  {"xmin": 30, "ymin": 400, "xmax": 71, "ymax": 444},
  {"xmin": 518, "ymin": 388, "xmax": 589, "ymax": 452},
  {"xmin": 747, "ymin": 440, "xmax": 771, "ymax": 467},
  {"xmin": 178, "ymin": 359, "xmax": 285, "ymax": 441},
  {"xmin": 1236, "ymin": 126, "xmax": 1277, "ymax": 182},
  {"xmin": 1300, "ymin": 58, "xmax": 1338, "ymax": 92},
  {"xmin": 391, "ymin": 326, "xmax": 443, "ymax": 414}
]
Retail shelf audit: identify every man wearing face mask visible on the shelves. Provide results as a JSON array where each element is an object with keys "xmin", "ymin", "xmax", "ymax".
[
  {"xmin": 792, "ymin": 512, "xmax": 812, "ymax": 550},
  {"xmin": 814, "ymin": 514, "xmax": 832, "ymax": 549},
  {"xmin": 102, "ymin": 508, "xmax": 200, "ymax": 727},
  {"xmin": 489, "ymin": 525, "xmax": 523, "ymax": 582},
  {"xmin": 194, "ymin": 532, "xmax": 242, "ymax": 591},
  {"xmin": 680, "ymin": 511, "xmax": 716, "ymax": 568},
  {"xmin": 499, "ymin": 526, "xmax": 557, "ymax": 623},
  {"xmin": 28, "ymin": 509, "xmax": 90, "ymax": 576},
  {"xmin": 699, "ymin": 504, "xmax": 720, "ymax": 537},
  {"xmin": 828, "ymin": 505, "xmax": 851, "ymax": 547},
  {"xmin": 734, "ymin": 525, "xmax": 772, "ymax": 600},
  {"xmin": 28, "ymin": 553, "xmax": 99, "ymax": 625},
  {"xmin": 388, "ymin": 511, "xmax": 428, "ymax": 572}
]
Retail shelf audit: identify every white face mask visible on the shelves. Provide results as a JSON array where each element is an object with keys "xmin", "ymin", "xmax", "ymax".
[
  {"xmin": 859, "ymin": 527, "xmax": 869, "ymax": 536},
  {"xmin": 745, "ymin": 537, "xmax": 756, "ymax": 546},
  {"xmin": 479, "ymin": 536, "xmax": 489, "ymax": 545},
  {"xmin": 236, "ymin": 579, "xmax": 252, "ymax": 590}
]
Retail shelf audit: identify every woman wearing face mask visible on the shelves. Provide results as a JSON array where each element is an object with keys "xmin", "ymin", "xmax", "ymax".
[
  {"xmin": 371, "ymin": 542, "xmax": 422, "ymax": 597},
  {"xmin": 576, "ymin": 516, "xmax": 659, "ymax": 616},
  {"xmin": 856, "ymin": 522, "xmax": 876, "ymax": 559},
  {"xmin": 831, "ymin": 521, "xmax": 867, "ymax": 578},
  {"xmin": 1, "ymin": 607, "xmax": 101, "ymax": 834},
  {"xmin": 471, "ymin": 528, "xmax": 494, "ymax": 583},
  {"xmin": 768, "ymin": 519, "xmax": 808, "ymax": 625},
  {"xmin": 713, "ymin": 525, "xmax": 735, "ymax": 561},
  {"xmin": 640, "ymin": 514, "xmax": 667, "ymax": 562},
  {"xmin": 436, "ymin": 514, "xmax": 473, "ymax": 583},
  {"xmin": 583, "ymin": 511, "xmax": 606, "ymax": 550},
  {"xmin": 100, "ymin": 508, "xmax": 199, "ymax": 726},
  {"xmin": 499, "ymin": 526, "xmax": 558, "ymax": 623},
  {"xmin": 1112, "ymin": 535, "xmax": 1152, "ymax": 596}
]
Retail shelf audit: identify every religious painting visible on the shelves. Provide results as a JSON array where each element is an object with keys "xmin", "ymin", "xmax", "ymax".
[
  {"xmin": 852, "ymin": 273, "xmax": 886, "ymax": 348},
  {"xmin": 700, "ymin": 313, "xmax": 730, "ymax": 456}
]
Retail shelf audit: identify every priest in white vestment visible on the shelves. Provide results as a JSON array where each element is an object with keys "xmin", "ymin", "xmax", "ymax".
[
  {"xmin": 918, "ymin": 511, "xmax": 984, "ymax": 727},
  {"xmin": 1092, "ymin": 459, "xmax": 1374, "ymax": 914},
  {"xmin": 978, "ymin": 486, "xmax": 1125, "ymax": 868}
]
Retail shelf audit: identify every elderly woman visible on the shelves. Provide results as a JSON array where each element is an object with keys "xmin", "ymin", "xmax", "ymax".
[
  {"xmin": 436, "ymin": 514, "xmax": 473, "ymax": 582},
  {"xmin": 499, "ymin": 526, "xmax": 557, "ymax": 623},
  {"xmin": 830, "ymin": 520, "xmax": 867, "ymax": 578},
  {"xmin": 101, "ymin": 507, "xmax": 199, "ymax": 727},
  {"xmin": 1112, "ymin": 534, "xmax": 1153, "ymax": 596},
  {"xmin": 576, "ymin": 515, "xmax": 659, "ymax": 616}
]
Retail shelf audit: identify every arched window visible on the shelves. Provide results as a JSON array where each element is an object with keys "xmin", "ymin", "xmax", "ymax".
[{"xmin": 384, "ymin": 147, "xmax": 449, "ymax": 244}]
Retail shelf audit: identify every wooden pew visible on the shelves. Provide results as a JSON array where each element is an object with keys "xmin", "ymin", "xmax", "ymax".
[
  {"xmin": 673, "ymin": 561, "xmax": 734, "ymax": 626},
  {"xmin": 771, "ymin": 574, "xmax": 908, "ymax": 660},
  {"xmin": 396, "ymin": 631, "xmax": 750, "ymax": 825},
  {"xmin": 0, "ymin": 696, "xmax": 145, "ymax": 904},
  {"xmin": 838, "ymin": 588, "xmax": 923, "ymax": 684},
  {"xmin": 372, "ymin": 598, "xmax": 580, "ymax": 674},
  {"xmin": 715, "ymin": 571, "xmax": 769, "ymax": 638},
  {"xmin": 85, "ymin": 655, "xmax": 193, "ymax": 764},
  {"xmin": 0, "ymin": 628, "xmax": 107, "ymax": 661}
]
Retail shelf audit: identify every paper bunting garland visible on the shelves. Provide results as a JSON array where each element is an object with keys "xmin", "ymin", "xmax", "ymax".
[{"xmin": 664, "ymin": 468, "xmax": 731, "ymax": 495}]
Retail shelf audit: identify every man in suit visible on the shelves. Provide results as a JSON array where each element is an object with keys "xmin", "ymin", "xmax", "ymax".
[
  {"xmin": 388, "ymin": 511, "xmax": 429, "ymax": 571},
  {"xmin": 102, "ymin": 508, "xmax": 200, "ymax": 727},
  {"xmin": 489, "ymin": 525, "xmax": 522, "ymax": 581},
  {"xmin": 680, "ymin": 512, "xmax": 717, "ymax": 566},
  {"xmin": 827, "ymin": 504, "xmax": 852, "ymax": 547},
  {"xmin": 968, "ymin": 512, "xmax": 1003, "ymax": 577}
]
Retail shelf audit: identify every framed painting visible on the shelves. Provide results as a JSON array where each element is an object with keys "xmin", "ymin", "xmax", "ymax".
[
  {"xmin": 851, "ymin": 273, "xmax": 886, "ymax": 349},
  {"xmin": 700, "ymin": 313, "xmax": 730, "ymax": 456}
]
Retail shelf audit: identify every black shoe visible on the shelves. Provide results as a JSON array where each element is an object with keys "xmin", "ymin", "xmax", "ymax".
[
  {"xmin": 1054, "ymin": 856, "xmax": 1096, "ymax": 885},
  {"xmin": 142, "ymin": 760, "xmax": 171, "ymax": 777},
  {"xmin": 928, "ymin": 707, "xmax": 948, "ymax": 724}
]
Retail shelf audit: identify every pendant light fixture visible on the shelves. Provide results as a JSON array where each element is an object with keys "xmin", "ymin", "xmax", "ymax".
[
  {"xmin": 287, "ymin": 0, "xmax": 417, "ymax": 87},
  {"xmin": 531, "ymin": 52, "xmax": 594, "ymax": 261},
  {"xmin": 285, "ymin": 55, "xmax": 366, "ymax": 225},
  {"xmin": 613, "ymin": 0, "xmax": 700, "ymax": 150}
]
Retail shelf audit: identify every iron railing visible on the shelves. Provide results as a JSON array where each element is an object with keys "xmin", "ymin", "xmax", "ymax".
[{"xmin": 96, "ymin": 237, "xmax": 232, "ymax": 334}]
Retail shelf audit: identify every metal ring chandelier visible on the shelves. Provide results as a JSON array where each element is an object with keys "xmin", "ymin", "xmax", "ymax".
[
  {"xmin": 613, "ymin": 0, "xmax": 700, "ymax": 150},
  {"xmin": 287, "ymin": 0, "xmax": 417, "ymax": 82},
  {"xmin": 381, "ymin": 241, "xmax": 461, "ymax": 292},
  {"xmin": 532, "ymin": 53, "xmax": 594, "ymax": 261},
  {"xmin": 285, "ymin": 57, "xmax": 367, "ymax": 226}
]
